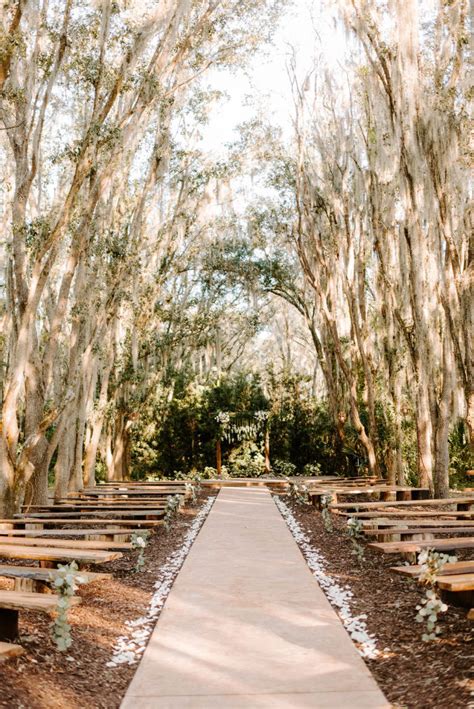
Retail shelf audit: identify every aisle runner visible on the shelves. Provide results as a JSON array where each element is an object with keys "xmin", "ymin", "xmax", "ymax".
[{"xmin": 121, "ymin": 486, "xmax": 388, "ymax": 708}]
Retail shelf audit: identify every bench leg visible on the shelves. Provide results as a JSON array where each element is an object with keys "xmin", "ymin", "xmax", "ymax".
[
  {"xmin": 0, "ymin": 609, "xmax": 19, "ymax": 641},
  {"xmin": 39, "ymin": 561, "xmax": 56, "ymax": 569},
  {"xmin": 13, "ymin": 578, "xmax": 52, "ymax": 594},
  {"xmin": 396, "ymin": 491, "xmax": 412, "ymax": 501},
  {"xmin": 440, "ymin": 589, "xmax": 474, "ymax": 609}
]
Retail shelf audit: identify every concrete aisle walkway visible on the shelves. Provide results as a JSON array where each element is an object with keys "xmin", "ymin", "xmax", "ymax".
[{"xmin": 121, "ymin": 487, "xmax": 389, "ymax": 708}]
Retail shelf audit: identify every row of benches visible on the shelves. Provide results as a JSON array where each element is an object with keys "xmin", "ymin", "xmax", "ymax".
[
  {"xmin": 300, "ymin": 477, "xmax": 474, "ymax": 618},
  {"xmin": 0, "ymin": 480, "xmax": 189, "ymax": 650}
]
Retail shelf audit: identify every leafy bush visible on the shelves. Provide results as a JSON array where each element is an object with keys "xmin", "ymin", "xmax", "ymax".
[
  {"xmin": 272, "ymin": 459, "xmax": 297, "ymax": 477},
  {"xmin": 227, "ymin": 440, "xmax": 265, "ymax": 477}
]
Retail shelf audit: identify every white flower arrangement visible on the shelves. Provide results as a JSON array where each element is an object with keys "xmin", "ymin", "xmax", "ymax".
[
  {"xmin": 320, "ymin": 493, "xmax": 334, "ymax": 532},
  {"xmin": 288, "ymin": 481, "xmax": 310, "ymax": 505},
  {"xmin": 415, "ymin": 548, "xmax": 457, "ymax": 641},
  {"xmin": 346, "ymin": 516, "xmax": 365, "ymax": 564},
  {"xmin": 131, "ymin": 531, "xmax": 150, "ymax": 571},
  {"xmin": 215, "ymin": 411, "xmax": 231, "ymax": 425},
  {"xmin": 164, "ymin": 494, "xmax": 182, "ymax": 531},
  {"xmin": 49, "ymin": 561, "xmax": 87, "ymax": 652}
]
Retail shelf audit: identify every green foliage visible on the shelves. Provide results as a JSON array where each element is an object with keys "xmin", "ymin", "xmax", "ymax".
[
  {"xmin": 129, "ymin": 368, "xmax": 471, "ymax": 487},
  {"xmin": 320, "ymin": 494, "xmax": 334, "ymax": 532},
  {"xmin": 415, "ymin": 549, "xmax": 457, "ymax": 641},
  {"xmin": 49, "ymin": 562, "xmax": 86, "ymax": 652},
  {"xmin": 227, "ymin": 440, "xmax": 265, "ymax": 477},
  {"xmin": 131, "ymin": 370, "xmax": 269, "ymax": 477},
  {"xmin": 272, "ymin": 459, "xmax": 297, "ymax": 477},
  {"xmin": 164, "ymin": 494, "xmax": 182, "ymax": 531},
  {"xmin": 131, "ymin": 531, "xmax": 150, "ymax": 572},
  {"xmin": 346, "ymin": 517, "xmax": 365, "ymax": 564},
  {"xmin": 449, "ymin": 420, "xmax": 474, "ymax": 489},
  {"xmin": 287, "ymin": 481, "xmax": 310, "ymax": 505}
]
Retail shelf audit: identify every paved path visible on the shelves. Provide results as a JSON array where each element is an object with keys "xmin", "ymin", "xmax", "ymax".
[{"xmin": 121, "ymin": 487, "xmax": 389, "ymax": 708}]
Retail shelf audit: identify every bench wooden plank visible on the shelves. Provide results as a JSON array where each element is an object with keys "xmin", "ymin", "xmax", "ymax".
[
  {"xmin": 369, "ymin": 537, "xmax": 474, "ymax": 554},
  {"xmin": 0, "ymin": 642, "xmax": 24, "ymax": 660},
  {"xmin": 0, "ymin": 545, "xmax": 122, "ymax": 564},
  {"xmin": 0, "ymin": 519, "xmax": 161, "ymax": 529},
  {"xmin": 0, "ymin": 566, "xmax": 111, "ymax": 583},
  {"xmin": 364, "ymin": 527, "xmax": 474, "ymax": 537},
  {"xmin": 337, "ymin": 510, "xmax": 474, "ymax": 519},
  {"xmin": 0, "ymin": 590, "xmax": 81, "ymax": 613},
  {"xmin": 332, "ymin": 497, "xmax": 474, "ymax": 510},
  {"xmin": 0, "ymin": 537, "xmax": 132, "ymax": 551},
  {"xmin": 362, "ymin": 519, "xmax": 474, "ymax": 527},
  {"xmin": 390, "ymin": 561, "xmax": 474, "ymax": 578},
  {"xmin": 0, "ymin": 528, "xmax": 137, "ymax": 538},
  {"xmin": 436, "ymin": 573, "xmax": 474, "ymax": 592},
  {"xmin": 22, "ymin": 504, "xmax": 167, "ymax": 512},
  {"xmin": 14, "ymin": 509, "xmax": 165, "ymax": 519}
]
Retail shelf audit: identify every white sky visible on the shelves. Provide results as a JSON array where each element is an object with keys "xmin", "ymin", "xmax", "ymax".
[{"xmin": 200, "ymin": 0, "xmax": 345, "ymax": 153}]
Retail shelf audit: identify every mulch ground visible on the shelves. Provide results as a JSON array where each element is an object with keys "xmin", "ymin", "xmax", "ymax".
[
  {"xmin": 0, "ymin": 492, "xmax": 216, "ymax": 709},
  {"xmin": 287, "ymin": 499, "xmax": 474, "ymax": 709}
]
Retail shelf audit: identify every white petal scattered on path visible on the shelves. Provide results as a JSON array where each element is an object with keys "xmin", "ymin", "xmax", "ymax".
[
  {"xmin": 107, "ymin": 496, "xmax": 215, "ymax": 668},
  {"xmin": 274, "ymin": 496, "xmax": 380, "ymax": 659}
]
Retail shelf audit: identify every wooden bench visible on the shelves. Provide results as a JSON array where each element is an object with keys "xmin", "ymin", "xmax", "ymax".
[
  {"xmin": 363, "ymin": 526, "xmax": 474, "ymax": 541},
  {"xmin": 361, "ymin": 518, "xmax": 474, "ymax": 528},
  {"xmin": 22, "ymin": 503, "xmax": 167, "ymax": 512},
  {"xmin": 331, "ymin": 503, "xmax": 474, "ymax": 520},
  {"xmin": 0, "ymin": 544, "xmax": 122, "ymax": 568},
  {"xmin": 391, "ymin": 560, "xmax": 474, "ymax": 578},
  {"xmin": 0, "ymin": 528, "xmax": 138, "ymax": 541},
  {"xmin": 76, "ymin": 489, "xmax": 184, "ymax": 497},
  {"xmin": 310, "ymin": 486, "xmax": 430, "ymax": 507},
  {"xmin": 0, "ymin": 565, "xmax": 111, "ymax": 592},
  {"xmin": 0, "ymin": 518, "xmax": 161, "ymax": 530},
  {"xmin": 14, "ymin": 509, "xmax": 165, "ymax": 520},
  {"xmin": 0, "ymin": 537, "xmax": 132, "ymax": 551},
  {"xmin": 437, "ymin": 573, "xmax": 474, "ymax": 593},
  {"xmin": 0, "ymin": 590, "xmax": 81, "ymax": 641},
  {"xmin": 368, "ymin": 537, "xmax": 474, "ymax": 556},
  {"xmin": 331, "ymin": 497, "xmax": 474, "ymax": 512}
]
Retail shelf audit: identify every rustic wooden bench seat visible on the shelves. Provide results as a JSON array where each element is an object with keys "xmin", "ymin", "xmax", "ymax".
[
  {"xmin": 0, "ymin": 641, "xmax": 24, "ymax": 660},
  {"xmin": 368, "ymin": 537, "xmax": 474, "ymax": 554},
  {"xmin": 77, "ymin": 489, "xmax": 184, "ymax": 497},
  {"xmin": 0, "ymin": 544, "xmax": 122, "ymax": 568},
  {"xmin": 331, "ymin": 497, "xmax": 474, "ymax": 511},
  {"xmin": 22, "ymin": 503, "xmax": 167, "ymax": 513},
  {"xmin": 361, "ymin": 519, "xmax": 474, "ymax": 527},
  {"xmin": 0, "ymin": 537, "xmax": 132, "ymax": 551},
  {"xmin": 391, "ymin": 560, "xmax": 474, "ymax": 578},
  {"xmin": 337, "ymin": 510, "xmax": 474, "ymax": 521},
  {"xmin": 0, "ymin": 528, "xmax": 138, "ymax": 540},
  {"xmin": 0, "ymin": 565, "xmax": 111, "ymax": 592},
  {"xmin": 0, "ymin": 590, "xmax": 81, "ymax": 641},
  {"xmin": 390, "ymin": 562, "xmax": 474, "ymax": 608},
  {"xmin": 363, "ymin": 526, "xmax": 474, "ymax": 540},
  {"xmin": 14, "ymin": 509, "xmax": 165, "ymax": 519},
  {"xmin": 436, "ymin": 573, "xmax": 474, "ymax": 593},
  {"xmin": 310, "ymin": 486, "xmax": 430, "ymax": 507},
  {"xmin": 0, "ymin": 518, "xmax": 161, "ymax": 530}
]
